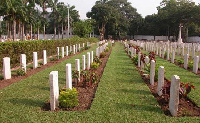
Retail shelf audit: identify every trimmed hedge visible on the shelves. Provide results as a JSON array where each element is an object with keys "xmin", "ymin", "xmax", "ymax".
[{"xmin": 0, "ymin": 37, "xmax": 98, "ymax": 69}]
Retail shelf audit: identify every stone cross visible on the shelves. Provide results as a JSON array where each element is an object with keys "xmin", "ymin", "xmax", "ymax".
[
  {"xmin": 43, "ymin": 50, "xmax": 47, "ymax": 65},
  {"xmin": 3, "ymin": 57, "xmax": 11, "ymax": 80},
  {"xmin": 82, "ymin": 55, "xmax": 85, "ymax": 70},
  {"xmin": 33, "ymin": 52, "xmax": 38, "ymax": 69},
  {"xmin": 193, "ymin": 56, "xmax": 199, "ymax": 74},
  {"xmin": 157, "ymin": 66, "xmax": 164, "ymax": 96},
  {"xmin": 20, "ymin": 54, "xmax": 26, "ymax": 72},
  {"xmin": 150, "ymin": 60, "xmax": 155, "ymax": 85},
  {"xmin": 49, "ymin": 71, "xmax": 59, "ymax": 111},
  {"xmin": 169, "ymin": 75, "xmax": 180, "ymax": 116},
  {"xmin": 87, "ymin": 52, "xmax": 90, "ymax": 70},
  {"xmin": 66, "ymin": 64, "xmax": 72, "ymax": 89}
]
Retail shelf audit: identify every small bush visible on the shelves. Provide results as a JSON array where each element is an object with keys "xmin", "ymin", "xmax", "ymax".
[
  {"xmin": 105, "ymin": 47, "xmax": 109, "ymax": 52},
  {"xmin": 91, "ymin": 62, "xmax": 99, "ymax": 70},
  {"xmin": 188, "ymin": 61, "xmax": 193, "ymax": 69},
  {"xmin": 59, "ymin": 88, "xmax": 79, "ymax": 108},
  {"xmin": 131, "ymin": 55, "xmax": 138, "ymax": 65},
  {"xmin": 93, "ymin": 56, "xmax": 102, "ymax": 65},
  {"xmin": 100, "ymin": 52, "xmax": 106, "ymax": 58},
  {"xmin": 84, "ymin": 46, "xmax": 90, "ymax": 50},
  {"xmin": 90, "ymin": 71, "xmax": 98, "ymax": 84},
  {"xmin": 72, "ymin": 70, "xmax": 79, "ymax": 79},
  {"xmin": 16, "ymin": 68, "xmax": 26, "ymax": 76}
]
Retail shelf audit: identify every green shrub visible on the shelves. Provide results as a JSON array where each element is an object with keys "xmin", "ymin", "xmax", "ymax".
[
  {"xmin": 0, "ymin": 37, "xmax": 98, "ymax": 69},
  {"xmin": 105, "ymin": 47, "xmax": 109, "ymax": 52},
  {"xmin": 90, "ymin": 71, "xmax": 98, "ymax": 84},
  {"xmin": 100, "ymin": 52, "xmax": 106, "ymax": 58},
  {"xmin": 91, "ymin": 62, "xmax": 99, "ymax": 70},
  {"xmin": 59, "ymin": 88, "xmax": 79, "ymax": 108},
  {"xmin": 131, "ymin": 55, "xmax": 138, "ymax": 65},
  {"xmin": 188, "ymin": 61, "xmax": 193, "ymax": 69},
  {"xmin": 93, "ymin": 56, "xmax": 102, "ymax": 65},
  {"xmin": 16, "ymin": 68, "xmax": 26, "ymax": 76}
]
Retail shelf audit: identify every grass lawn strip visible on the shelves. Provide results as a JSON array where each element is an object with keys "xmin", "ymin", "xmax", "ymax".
[{"xmin": 0, "ymin": 42, "xmax": 200, "ymax": 122}]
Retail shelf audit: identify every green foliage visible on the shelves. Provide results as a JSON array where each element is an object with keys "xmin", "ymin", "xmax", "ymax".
[
  {"xmin": 100, "ymin": 52, "xmax": 106, "ymax": 58},
  {"xmin": 73, "ymin": 20, "xmax": 93, "ymax": 38},
  {"xmin": 72, "ymin": 70, "xmax": 79, "ymax": 79},
  {"xmin": 131, "ymin": 55, "xmax": 138, "ymax": 65},
  {"xmin": 0, "ymin": 38, "xmax": 98, "ymax": 69},
  {"xmin": 105, "ymin": 47, "xmax": 109, "ymax": 52},
  {"xmin": 91, "ymin": 62, "xmax": 100, "ymax": 70},
  {"xmin": 188, "ymin": 61, "xmax": 193, "ymax": 69},
  {"xmin": 59, "ymin": 88, "xmax": 79, "ymax": 108},
  {"xmin": 80, "ymin": 70, "xmax": 90, "ymax": 87},
  {"xmin": 176, "ymin": 59, "xmax": 184, "ymax": 65},
  {"xmin": 90, "ymin": 71, "xmax": 98, "ymax": 84},
  {"xmin": 16, "ymin": 68, "xmax": 26, "ymax": 76},
  {"xmin": 93, "ymin": 56, "xmax": 102, "ymax": 65}
]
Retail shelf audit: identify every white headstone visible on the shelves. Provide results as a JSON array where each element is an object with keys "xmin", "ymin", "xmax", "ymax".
[
  {"xmin": 3, "ymin": 57, "xmax": 11, "ymax": 80},
  {"xmin": 66, "ymin": 64, "xmax": 72, "ymax": 89},
  {"xmin": 193, "ymin": 56, "xmax": 199, "ymax": 74},
  {"xmin": 192, "ymin": 46, "xmax": 195, "ymax": 59},
  {"xmin": 87, "ymin": 52, "xmax": 90, "ymax": 70},
  {"xmin": 33, "ymin": 52, "xmax": 38, "ymax": 69},
  {"xmin": 91, "ymin": 51, "xmax": 93, "ymax": 63},
  {"xmin": 169, "ymin": 75, "xmax": 180, "ymax": 116},
  {"xmin": 43, "ymin": 50, "xmax": 47, "ymax": 65},
  {"xmin": 159, "ymin": 47, "xmax": 162, "ymax": 57},
  {"xmin": 150, "ymin": 60, "xmax": 155, "ymax": 85},
  {"xmin": 82, "ymin": 55, "xmax": 85, "ymax": 70},
  {"xmin": 49, "ymin": 71, "xmax": 59, "ymax": 111},
  {"xmin": 75, "ymin": 44, "xmax": 78, "ymax": 53},
  {"xmin": 70, "ymin": 46, "xmax": 72, "ymax": 52},
  {"xmin": 83, "ymin": 43, "xmax": 85, "ymax": 48},
  {"xmin": 57, "ymin": 47, "xmax": 59, "ymax": 59},
  {"xmin": 96, "ymin": 47, "xmax": 99, "ymax": 57},
  {"xmin": 184, "ymin": 54, "xmax": 189, "ymax": 69},
  {"xmin": 171, "ymin": 50, "xmax": 175, "ymax": 63},
  {"xmin": 73, "ymin": 45, "xmax": 75, "ymax": 54},
  {"xmin": 66, "ymin": 46, "xmax": 68, "ymax": 56},
  {"xmin": 182, "ymin": 47, "xmax": 184, "ymax": 56},
  {"xmin": 61, "ymin": 47, "xmax": 64, "ymax": 58},
  {"xmin": 20, "ymin": 54, "xmax": 26, "ymax": 72},
  {"xmin": 157, "ymin": 66, "xmax": 164, "ymax": 96},
  {"xmin": 138, "ymin": 52, "xmax": 141, "ymax": 67},
  {"xmin": 78, "ymin": 44, "xmax": 81, "ymax": 52},
  {"xmin": 167, "ymin": 49, "xmax": 170, "ymax": 60}
]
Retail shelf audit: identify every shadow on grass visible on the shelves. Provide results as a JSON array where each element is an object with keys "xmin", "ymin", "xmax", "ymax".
[
  {"xmin": 7, "ymin": 98, "xmax": 44, "ymax": 107},
  {"xmin": 115, "ymin": 103, "xmax": 162, "ymax": 113}
]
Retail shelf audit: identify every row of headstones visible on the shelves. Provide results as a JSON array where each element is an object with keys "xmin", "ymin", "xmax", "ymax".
[
  {"xmin": 49, "ymin": 42, "xmax": 109, "ymax": 111},
  {"xmin": 2, "ymin": 42, "xmax": 91, "ymax": 80},
  {"xmin": 125, "ymin": 42, "xmax": 180, "ymax": 116},
  {"xmin": 130, "ymin": 40, "xmax": 200, "ymax": 74}
]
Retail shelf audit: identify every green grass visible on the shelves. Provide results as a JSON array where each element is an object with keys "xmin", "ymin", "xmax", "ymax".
[{"xmin": 1, "ymin": 43, "xmax": 200, "ymax": 122}]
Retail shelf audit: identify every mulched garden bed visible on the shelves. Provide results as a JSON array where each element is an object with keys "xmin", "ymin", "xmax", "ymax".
[
  {"xmin": 136, "ymin": 65, "xmax": 200, "ymax": 117},
  {"xmin": 42, "ymin": 48, "xmax": 112, "ymax": 111},
  {"xmin": 0, "ymin": 49, "xmax": 90, "ymax": 90}
]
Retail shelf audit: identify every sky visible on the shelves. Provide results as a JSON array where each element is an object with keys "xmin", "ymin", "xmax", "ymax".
[{"xmin": 59, "ymin": 0, "xmax": 200, "ymax": 20}]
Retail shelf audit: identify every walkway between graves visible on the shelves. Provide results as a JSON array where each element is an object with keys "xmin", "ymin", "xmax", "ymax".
[{"xmin": 0, "ymin": 42, "xmax": 200, "ymax": 122}]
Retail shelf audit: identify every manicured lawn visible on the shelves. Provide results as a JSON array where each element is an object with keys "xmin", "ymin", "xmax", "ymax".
[{"xmin": 1, "ymin": 42, "xmax": 200, "ymax": 122}]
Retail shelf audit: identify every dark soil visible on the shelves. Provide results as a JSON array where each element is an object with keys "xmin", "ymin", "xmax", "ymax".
[
  {"xmin": 0, "ymin": 49, "xmax": 90, "ymax": 90},
  {"xmin": 138, "ymin": 67, "xmax": 200, "ymax": 117},
  {"xmin": 42, "ymin": 48, "xmax": 112, "ymax": 111}
]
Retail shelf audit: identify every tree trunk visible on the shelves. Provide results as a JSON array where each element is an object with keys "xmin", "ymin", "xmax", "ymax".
[
  {"xmin": 13, "ymin": 14, "xmax": 16, "ymax": 41},
  {"xmin": 58, "ymin": 24, "xmax": 60, "ymax": 39},
  {"xmin": 99, "ymin": 23, "xmax": 105, "ymax": 41},
  {"xmin": 62, "ymin": 23, "xmax": 64, "ymax": 39},
  {"xmin": 37, "ymin": 26, "xmax": 39, "ymax": 40},
  {"xmin": 18, "ymin": 22, "xmax": 21, "ymax": 39},
  {"xmin": 30, "ymin": 24, "xmax": 32, "ymax": 40},
  {"xmin": 43, "ymin": 24, "xmax": 45, "ymax": 40},
  {"xmin": 22, "ymin": 23, "xmax": 24, "ymax": 41},
  {"xmin": 54, "ymin": 23, "xmax": 56, "ymax": 40}
]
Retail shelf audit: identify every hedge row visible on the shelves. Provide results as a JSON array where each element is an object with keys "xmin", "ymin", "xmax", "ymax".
[{"xmin": 0, "ymin": 37, "xmax": 98, "ymax": 69}]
